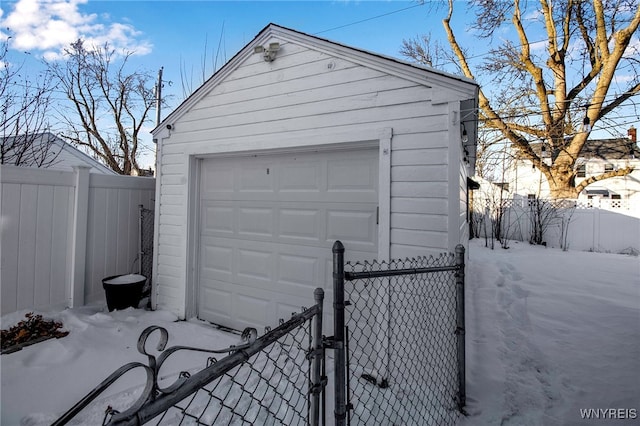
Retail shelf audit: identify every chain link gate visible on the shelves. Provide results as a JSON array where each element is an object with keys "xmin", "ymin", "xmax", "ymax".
[{"xmin": 331, "ymin": 241, "xmax": 466, "ymax": 426}]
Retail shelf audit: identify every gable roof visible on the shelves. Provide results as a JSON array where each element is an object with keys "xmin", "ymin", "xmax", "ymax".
[
  {"xmin": 1, "ymin": 133, "xmax": 117, "ymax": 174},
  {"xmin": 578, "ymin": 138, "xmax": 640, "ymax": 160},
  {"xmin": 153, "ymin": 23, "xmax": 478, "ymax": 135}
]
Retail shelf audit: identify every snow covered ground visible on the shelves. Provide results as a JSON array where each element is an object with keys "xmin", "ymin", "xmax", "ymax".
[
  {"xmin": 1, "ymin": 239, "xmax": 638, "ymax": 425},
  {"xmin": 461, "ymin": 239, "xmax": 639, "ymax": 425}
]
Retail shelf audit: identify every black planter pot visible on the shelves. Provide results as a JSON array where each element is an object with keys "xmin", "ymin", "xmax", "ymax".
[{"xmin": 102, "ymin": 274, "xmax": 146, "ymax": 311}]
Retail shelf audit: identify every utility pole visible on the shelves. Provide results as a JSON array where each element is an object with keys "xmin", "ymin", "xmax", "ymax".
[{"xmin": 155, "ymin": 67, "xmax": 163, "ymax": 127}]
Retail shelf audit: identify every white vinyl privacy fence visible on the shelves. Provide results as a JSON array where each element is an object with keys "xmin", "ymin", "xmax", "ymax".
[
  {"xmin": 473, "ymin": 197, "xmax": 640, "ymax": 253},
  {"xmin": 1, "ymin": 165, "xmax": 155, "ymax": 316}
]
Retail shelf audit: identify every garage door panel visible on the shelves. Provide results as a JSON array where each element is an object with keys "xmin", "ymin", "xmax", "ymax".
[
  {"xmin": 278, "ymin": 208, "xmax": 321, "ymax": 242},
  {"xmin": 277, "ymin": 253, "xmax": 319, "ymax": 289},
  {"xmin": 203, "ymin": 205, "xmax": 235, "ymax": 234},
  {"xmin": 237, "ymin": 248, "xmax": 273, "ymax": 282},
  {"xmin": 201, "ymin": 164, "xmax": 235, "ymax": 196},
  {"xmin": 327, "ymin": 209, "xmax": 377, "ymax": 247},
  {"xmin": 238, "ymin": 207, "xmax": 274, "ymax": 237},
  {"xmin": 198, "ymin": 148, "xmax": 378, "ymax": 331},
  {"xmin": 236, "ymin": 293, "xmax": 270, "ymax": 326},
  {"xmin": 239, "ymin": 162, "xmax": 276, "ymax": 192},
  {"xmin": 201, "ymin": 244, "xmax": 233, "ymax": 279},
  {"xmin": 327, "ymin": 156, "xmax": 378, "ymax": 193},
  {"xmin": 200, "ymin": 283, "xmax": 232, "ymax": 322},
  {"xmin": 279, "ymin": 162, "xmax": 322, "ymax": 192}
]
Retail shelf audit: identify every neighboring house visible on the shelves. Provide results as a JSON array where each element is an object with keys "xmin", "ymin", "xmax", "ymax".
[
  {"xmin": 1, "ymin": 132, "xmax": 116, "ymax": 175},
  {"xmin": 150, "ymin": 24, "xmax": 479, "ymax": 330},
  {"xmin": 507, "ymin": 126, "xmax": 640, "ymax": 203}
]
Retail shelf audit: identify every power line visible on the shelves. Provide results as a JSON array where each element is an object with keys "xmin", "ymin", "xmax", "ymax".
[
  {"xmin": 312, "ymin": 3, "xmax": 426, "ymax": 36},
  {"xmin": 459, "ymin": 93, "xmax": 640, "ymax": 124}
]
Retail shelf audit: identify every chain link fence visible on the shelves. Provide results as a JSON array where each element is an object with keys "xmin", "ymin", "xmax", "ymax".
[
  {"xmin": 333, "ymin": 242, "xmax": 465, "ymax": 426},
  {"xmin": 127, "ymin": 321, "xmax": 313, "ymax": 426},
  {"xmin": 55, "ymin": 240, "xmax": 466, "ymax": 426},
  {"xmin": 139, "ymin": 205, "xmax": 154, "ymax": 297}
]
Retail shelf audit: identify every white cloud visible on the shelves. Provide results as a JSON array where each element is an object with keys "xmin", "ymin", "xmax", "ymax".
[
  {"xmin": 0, "ymin": 0, "xmax": 152, "ymax": 59},
  {"xmin": 612, "ymin": 73, "xmax": 635, "ymax": 84},
  {"xmin": 623, "ymin": 35, "xmax": 640, "ymax": 59},
  {"xmin": 528, "ymin": 39, "xmax": 548, "ymax": 53}
]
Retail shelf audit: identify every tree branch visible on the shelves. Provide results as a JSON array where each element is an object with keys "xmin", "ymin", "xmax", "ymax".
[{"xmin": 575, "ymin": 166, "xmax": 635, "ymax": 193}]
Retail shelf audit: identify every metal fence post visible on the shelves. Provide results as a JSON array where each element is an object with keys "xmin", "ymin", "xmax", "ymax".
[
  {"xmin": 138, "ymin": 204, "xmax": 144, "ymax": 275},
  {"xmin": 455, "ymin": 244, "xmax": 466, "ymax": 410},
  {"xmin": 310, "ymin": 288, "xmax": 324, "ymax": 426},
  {"xmin": 332, "ymin": 240, "xmax": 347, "ymax": 426}
]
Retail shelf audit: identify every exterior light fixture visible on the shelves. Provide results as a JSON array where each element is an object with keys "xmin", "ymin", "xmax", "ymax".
[
  {"xmin": 461, "ymin": 123, "xmax": 470, "ymax": 163},
  {"xmin": 254, "ymin": 42, "xmax": 280, "ymax": 62},
  {"xmin": 461, "ymin": 123, "xmax": 469, "ymax": 144},
  {"xmin": 582, "ymin": 105, "xmax": 591, "ymax": 133}
]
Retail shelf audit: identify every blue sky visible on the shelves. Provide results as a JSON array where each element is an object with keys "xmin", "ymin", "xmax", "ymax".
[{"xmin": 1, "ymin": 0, "xmax": 469, "ymax": 115}]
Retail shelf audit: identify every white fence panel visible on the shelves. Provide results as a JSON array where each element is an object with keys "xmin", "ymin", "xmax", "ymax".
[
  {"xmin": 1, "ymin": 165, "xmax": 155, "ymax": 315},
  {"xmin": 84, "ymin": 174, "xmax": 156, "ymax": 304},
  {"xmin": 474, "ymin": 197, "xmax": 640, "ymax": 253}
]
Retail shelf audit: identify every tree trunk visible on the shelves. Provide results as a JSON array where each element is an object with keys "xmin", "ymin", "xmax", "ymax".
[{"xmin": 545, "ymin": 162, "xmax": 580, "ymax": 199}]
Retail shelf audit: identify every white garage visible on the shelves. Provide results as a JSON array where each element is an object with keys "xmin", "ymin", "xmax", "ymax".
[
  {"xmin": 151, "ymin": 24, "xmax": 479, "ymax": 328},
  {"xmin": 198, "ymin": 148, "xmax": 378, "ymax": 330}
]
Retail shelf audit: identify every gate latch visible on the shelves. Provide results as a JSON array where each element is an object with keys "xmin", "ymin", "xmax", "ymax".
[{"xmin": 322, "ymin": 336, "xmax": 343, "ymax": 350}]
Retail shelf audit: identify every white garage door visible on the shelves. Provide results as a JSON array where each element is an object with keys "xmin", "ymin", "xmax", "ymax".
[{"xmin": 198, "ymin": 148, "xmax": 379, "ymax": 331}]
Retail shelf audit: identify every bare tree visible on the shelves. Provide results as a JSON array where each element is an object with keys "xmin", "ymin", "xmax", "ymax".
[
  {"xmin": 400, "ymin": 33, "xmax": 449, "ymax": 68},
  {"xmin": 557, "ymin": 200, "xmax": 576, "ymax": 251},
  {"xmin": 0, "ymin": 37, "xmax": 58, "ymax": 167},
  {"xmin": 404, "ymin": 0, "xmax": 640, "ymax": 198},
  {"xmin": 48, "ymin": 40, "xmax": 155, "ymax": 175},
  {"xmin": 180, "ymin": 25, "xmax": 226, "ymax": 101}
]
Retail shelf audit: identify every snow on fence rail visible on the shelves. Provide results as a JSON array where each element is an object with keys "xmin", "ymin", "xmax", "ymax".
[{"xmin": 1, "ymin": 165, "xmax": 155, "ymax": 315}]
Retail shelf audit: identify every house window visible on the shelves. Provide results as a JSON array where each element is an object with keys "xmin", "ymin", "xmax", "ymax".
[
  {"xmin": 605, "ymin": 163, "xmax": 614, "ymax": 173},
  {"xmin": 577, "ymin": 165, "xmax": 586, "ymax": 178},
  {"xmin": 496, "ymin": 182, "xmax": 509, "ymax": 192}
]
